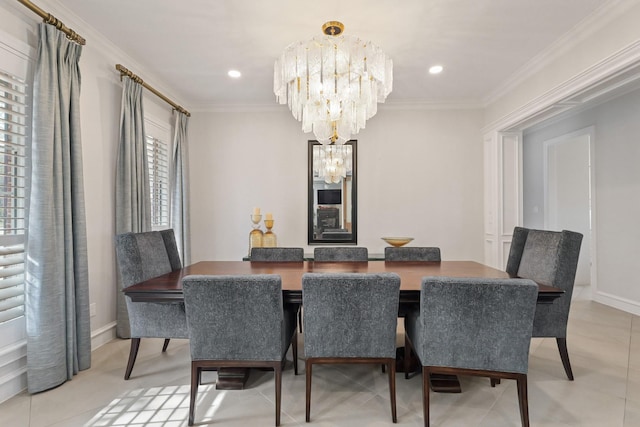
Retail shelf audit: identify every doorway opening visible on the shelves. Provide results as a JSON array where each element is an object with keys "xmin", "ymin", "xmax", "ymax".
[{"xmin": 542, "ymin": 127, "xmax": 594, "ymax": 287}]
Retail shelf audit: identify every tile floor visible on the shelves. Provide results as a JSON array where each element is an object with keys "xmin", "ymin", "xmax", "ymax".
[{"xmin": 2, "ymin": 285, "xmax": 640, "ymax": 426}]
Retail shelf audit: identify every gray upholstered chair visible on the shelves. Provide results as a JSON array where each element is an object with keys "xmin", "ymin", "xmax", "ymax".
[
  {"xmin": 182, "ymin": 274, "xmax": 297, "ymax": 426},
  {"xmin": 302, "ymin": 273, "xmax": 400, "ymax": 423},
  {"xmin": 251, "ymin": 247, "xmax": 304, "ymax": 262},
  {"xmin": 384, "ymin": 247, "xmax": 441, "ymax": 261},
  {"xmin": 506, "ymin": 226, "xmax": 583, "ymax": 380},
  {"xmin": 115, "ymin": 229, "xmax": 188, "ymax": 380},
  {"xmin": 313, "ymin": 246, "xmax": 368, "ymax": 262},
  {"xmin": 404, "ymin": 277, "xmax": 538, "ymax": 427}
]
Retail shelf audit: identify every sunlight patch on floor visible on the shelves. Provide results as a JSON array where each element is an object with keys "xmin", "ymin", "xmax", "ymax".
[{"xmin": 85, "ymin": 385, "xmax": 224, "ymax": 427}]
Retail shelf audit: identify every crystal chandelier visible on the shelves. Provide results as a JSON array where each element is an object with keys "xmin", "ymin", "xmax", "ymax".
[
  {"xmin": 274, "ymin": 21, "xmax": 392, "ymax": 145},
  {"xmin": 313, "ymin": 144, "xmax": 353, "ymax": 183}
]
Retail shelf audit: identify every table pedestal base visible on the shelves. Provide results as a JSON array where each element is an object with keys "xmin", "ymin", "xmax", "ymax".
[
  {"xmin": 216, "ymin": 368, "xmax": 250, "ymax": 390},
  {"xmin": 396, "ymin": 347, "xmax": 461, "ymax": 393},
  {"xmin": 214, "ymin": 349, "xmax": 462, "ymax": 393},
  {"xmin": 429, "ymin": 373, "xmax": 462, "ymax": 393}
]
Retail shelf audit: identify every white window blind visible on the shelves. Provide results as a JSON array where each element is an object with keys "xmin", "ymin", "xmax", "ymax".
[
  {"xmin": 0, "ymin": 69, "xmax": 27, "ymax": 324},
  {"xmin": 146, "ymin": 134, "xmax": 169, "ymax": 230}
]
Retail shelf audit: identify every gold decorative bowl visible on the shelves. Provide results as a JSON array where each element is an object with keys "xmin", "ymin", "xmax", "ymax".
[{"xmin": 382, "ymin": 237, "xmax": 414, "ymax": 247}]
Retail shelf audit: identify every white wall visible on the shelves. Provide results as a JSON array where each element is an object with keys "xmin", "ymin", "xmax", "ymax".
[
  {"xmin": 189, "ymin": 107, "xmax": 485, "ymax": 262},
  {"xmin": 523, "ymin": 88, "xmax": 640, "ymax": 313}
]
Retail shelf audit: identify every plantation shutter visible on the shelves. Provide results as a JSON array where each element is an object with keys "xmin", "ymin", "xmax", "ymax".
[
  {"xmin": 0, "ymin": 69, "xmax": 27, "ymax": 324},
  {"xmin": 146, "ymin": 134, "xmax": 169, "ymax": 229}
]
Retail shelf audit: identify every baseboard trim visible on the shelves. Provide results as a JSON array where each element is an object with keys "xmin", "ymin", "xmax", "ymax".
[
  {"xmin": 593, "ymin": 291, "xmax": 640, "ymax": 316},
  {"xmin": 91, "ymin": 321, "xmax": 117, "ymax": 351},
  {"xmin": 0, "ymin": 366, "xmax": 27, "ymax": 404}
]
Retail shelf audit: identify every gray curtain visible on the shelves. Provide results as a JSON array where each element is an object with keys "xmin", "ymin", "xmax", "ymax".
[
  {"xmin": 115, "ymin": 76, "xmax": 150, "ymax": 338},
  {"xmin": 171, "ymin": 112, "xmax": 190, "ymax": 265},
  {"xmin": 25, "ymin": 23, "xmax": 91, "ymax": 394}
]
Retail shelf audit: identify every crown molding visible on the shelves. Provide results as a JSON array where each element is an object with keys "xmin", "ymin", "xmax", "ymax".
[
  {"xmin": 190, "ymin": 103, "xmax": 285, "ymax": 113},
  {"xmin": 380, "ymin": 100, "xmax": 483, "ymax": 111},
  {"xmin": 191, "ymin": 99, "xmax": 483, "ymax": 114},
  {"xmin": 483, "ymin": 38, "xmax": 640, "ymax": 133},
  {"xmin": 482, "ymin": 0, "xmax": 635, "ymax": 107}
]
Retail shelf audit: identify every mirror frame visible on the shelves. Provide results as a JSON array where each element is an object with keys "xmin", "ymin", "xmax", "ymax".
[{"xmin": 307, "ymin": 140, "xmax": 357, "ymax": 245}]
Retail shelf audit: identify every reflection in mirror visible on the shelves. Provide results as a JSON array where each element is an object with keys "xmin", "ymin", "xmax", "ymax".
[{"xmin": 308, "ymin": 140, "xmax": 357, "ymax": 244}]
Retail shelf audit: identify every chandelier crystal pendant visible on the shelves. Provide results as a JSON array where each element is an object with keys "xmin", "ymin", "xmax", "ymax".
[{"xmin": 274, "ymin": 21, "xmax": 392, "ymax": 145}]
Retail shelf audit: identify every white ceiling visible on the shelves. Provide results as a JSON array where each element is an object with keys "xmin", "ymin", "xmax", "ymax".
[{"xmin": 57, "ymin": 0, "xmax": 614, "ymax": 110}]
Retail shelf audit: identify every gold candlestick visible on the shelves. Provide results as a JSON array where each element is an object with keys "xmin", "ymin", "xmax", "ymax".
[
  {"xmin": 248, "ymin": 214, "xmax": 263, "ymax": 255},
  {"xmin": 263, "ymin": 218, "xmax": 277, "ymax": 247}
]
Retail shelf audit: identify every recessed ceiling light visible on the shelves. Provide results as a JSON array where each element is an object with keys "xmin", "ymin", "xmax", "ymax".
[
  {"xmin": 228, "ymin": 70, "xmax": 242, "ymax": 78},
  {"xmin": 429, "ymin": 65, "xmax": 443, "ymax": 75}
]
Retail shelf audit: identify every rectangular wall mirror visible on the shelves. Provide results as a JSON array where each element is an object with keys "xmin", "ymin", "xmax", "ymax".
[{"xmin": 308, "ymin": 140, "xmax": 357, "ymax": 244}]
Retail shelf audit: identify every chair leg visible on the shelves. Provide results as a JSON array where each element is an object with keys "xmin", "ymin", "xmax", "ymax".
[
  {"xmin": 189, "ymin": 363, "xmax": 199, "ymax": 426},
  {"xmin": 387, "ymin": 360, "xmax": 398, "ymax": 423},
  {"xmin": 305, "ymin": 359, "xmax": 313, "ymax": 422},
  {"xmin": 162, "ymin": 338, "xmax": 170, "ymax": 352},
  {"xmin": 516, "ymin": 374, "xmax": 530, "ymax": 427},
  {"xmin": 556, "ymin": 337, "xmax": 574, "ymax": 380},
  {"xmin": 124, "ymin": 338, "xmax": 141, "ymax": 380},
  {"xmin": 490, "ymin": 378, "xmax": 501, "ymax": 387},
  {"xmin": 422, "ymin": 367, "xmax": 430, "ymax": 427},
  {"xmin": 275, "ymin": 364, "xmax": 282, "ymax": 426},
  {"xmin": 298, "ymin": 306, "xmax": 303, "ymax": 333}
]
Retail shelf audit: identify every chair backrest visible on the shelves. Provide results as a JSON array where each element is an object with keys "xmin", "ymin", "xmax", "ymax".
[
  {"xmin": 506, "ymin": 227, "xmax": 582, "ymax": 290},
  {"xmin": 505, "ymin": 227, "xmax": 582, "ymax": 336},
  {"xmin": 115, "ymin": 230, "xmax": 179, "ymax": 287},
  {"xmin": 384, "ymin": 247, "xmax": 441, "ymax": 261},
  {"xmin": 313, "ymin": 247, "xmax": 368, "ymax": 262},
  {"xmin": 182, "ymin": 274, "xmax": 286, "ymax": 361},
  {"xmin": 302, "ymin": 273, "xmax": 400, "ymax": 358},
  {"xmin": 416, "ymin": 277, "xmax": 538, "ymax": 374},
  {"xmin": 160, "ymin": 229, "xmax": 182, "ymax": 270},
  {"xmin": 505, "ymin": 226, "xmax": 530, "ymax": 277},
  {"xmin": 251, "ymin": 247, "xmax": 304, "ymax": 262}
]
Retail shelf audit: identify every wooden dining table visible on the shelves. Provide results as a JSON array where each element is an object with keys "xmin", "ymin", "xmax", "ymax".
[
  {"xmin": 124, "ymin": 260, "xmax": 563, "ymax": 304},
  {"xmin": 123, "ymin": 260, "xmax": 563, "ymax": 391}
]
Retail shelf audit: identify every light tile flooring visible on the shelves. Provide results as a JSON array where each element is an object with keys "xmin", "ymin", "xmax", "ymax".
[{"xmin": 2, "ymin": 285, "xmax": 640, "ymax": 426}]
